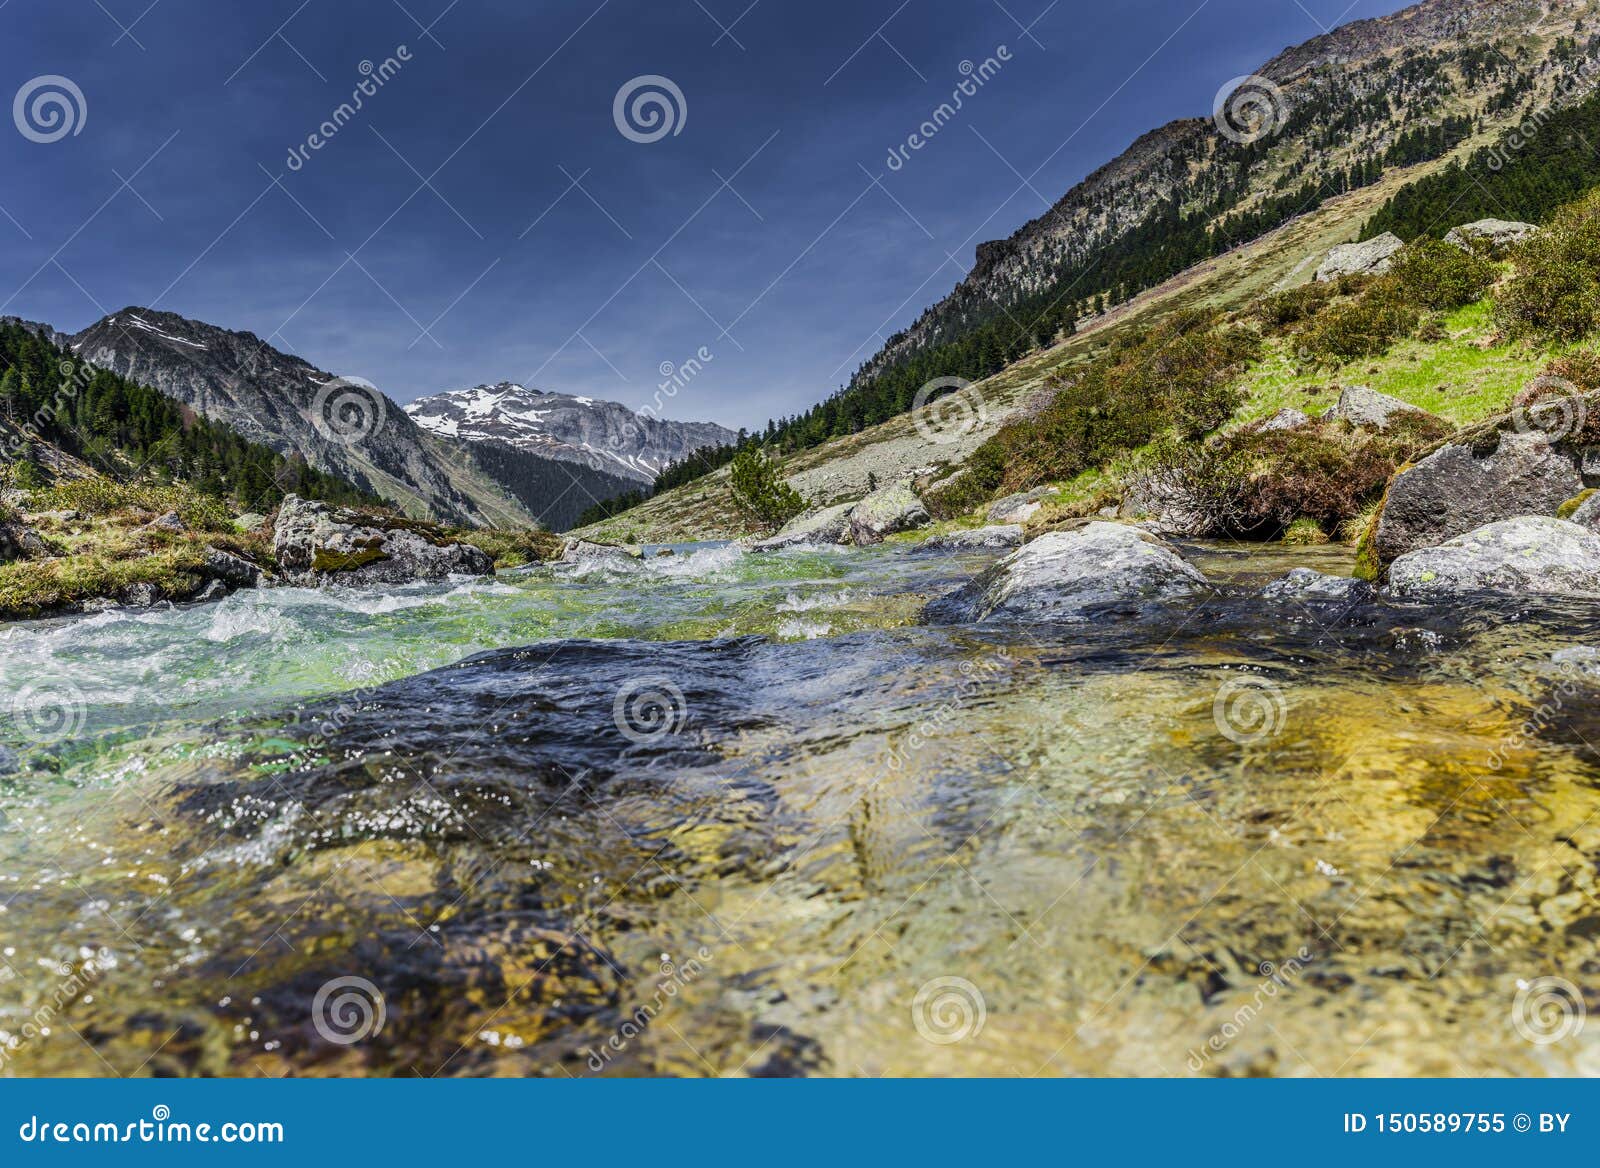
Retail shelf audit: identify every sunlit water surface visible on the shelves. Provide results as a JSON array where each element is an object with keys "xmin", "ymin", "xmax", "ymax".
[{"xmin": 3, "ymin": 539, "xmax": 1600, "ymax": 1077}]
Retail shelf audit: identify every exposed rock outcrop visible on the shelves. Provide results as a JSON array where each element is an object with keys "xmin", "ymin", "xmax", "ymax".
[
  {"xmin": 749, "ymin": 502, "xmax": 856, "ymax": 552},
  {"xmin": 1323, "ymin": 386, "xmax": 1435, "ymax": 431},
  {"xmin": 848, "ymin": 483, "xmax": 931, "ymax": 546},
  {"xmin": 923, "ymin": 522, "xmax": 1208, "ymax": 623},
  {"xmin": 987, "ymin": 488, "xmax": 1052, "ymax": 525},
  {"xmin": 272, "ymin": 495, "xmax": 494, "ymax": 586},
  {"xmin": 1444, "ymin": 219, "xmax": 1537, "ymax": 255},
  {"xmin": 1387, "ymin": 517, "xmax": 1600, "ymax": 599},
  {"xmin": 1260, "ymin": 568, "xmax": 1374, "ymax": 604},
  {"xmin": 557, "ymin": 538, "xmax": 643, "ymax": 575},
  {"xmin": 1372, "ymin": 431, "xmax": 1584, "ymax": 564},
  {"xmin": 1253, "ymin": 408, "xmax": 1312, "ymax": 433},
  {"xmin": 1315, "ymin": 233, "xmax": 1404, "ymax": 282}
]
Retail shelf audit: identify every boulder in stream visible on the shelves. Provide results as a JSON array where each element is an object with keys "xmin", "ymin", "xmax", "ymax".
[
  {"xmin": 918, "ymin": 525, "xmax": 1025, "ymax": 552},
  {"xmin": 749, "ymin": 501, "xmax": 856, "ymax": 551},
  {"xmin": 272, "ymin": 495, "xmax": 494, "ymax": 586},
  {"xmin": 923, "ymin": 521, "xmax": 1208, "ymax": 622},
  {"xmin": 848, "ymin": 482, "xmax": 931, "ymax": 546},
  {"xmin": 1387, "ymin": 517, "xmax": 1600, "ymax": 600},
  {"xmin": 1261, "ymin": 568, "xmax": 1374, "ymax": 604},
  {"xmin": 1372, "ymin": 430, "xmax": 1583, "ymax": 564}
]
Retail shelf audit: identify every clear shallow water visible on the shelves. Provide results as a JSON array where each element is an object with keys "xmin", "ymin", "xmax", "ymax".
[{"xmin": 3, "ymin": 539, "xmax": 1600, "ymax": 1077}]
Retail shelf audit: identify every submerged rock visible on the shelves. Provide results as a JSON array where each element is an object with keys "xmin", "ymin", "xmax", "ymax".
[
  {"xmin": 848, "ymin": 482, "xmax": 930, "ymax": 546},
  {"xmin": 918, "ymin": 525, "xmax": 1024, "ymax": 552},
  {"xmin": 557, "ymin": 538, "xmax": 643, "ymax": 575},
  {"xmin": 1373, "ymin": 431, "xmax": 1583, "ymax": 563},
  {"xmin": 272, "ymin": 495, "xmax": 494, "ymax": 586},
  {"xmin": 1261, "ymin": 568, "xmax": 1374, "ymax": 604},
  {"xmin": 1315, "ymin": 232, "xmax": 1404, "ymax": 282},
  {"xmin": 923, "ymin": 521, "xmax": 1208, "ymax": 622},
  {"xmin": 749, "ymin": 501, "xmax": 855, "ymax": 552},
  {"xmin": 1445, "ymin": 219, "xmax": 1537, "ymax": 255},
  {"xmin": 1387, "ymin": 517, "xmax": 1600, "ymax": 599},
  {"xmin": 1322, "ymin": 385, "xmax": 1434, "ymax": 431}
]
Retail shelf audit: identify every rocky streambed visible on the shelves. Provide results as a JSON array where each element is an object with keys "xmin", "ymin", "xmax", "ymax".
[{"xmin": 3, "ymin": 519, "xmax": 1600, "ymax": 1077}]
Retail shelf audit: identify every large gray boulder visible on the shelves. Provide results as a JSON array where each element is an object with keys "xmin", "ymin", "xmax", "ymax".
[
  {"xmin": 1445, "ymin": 219, "xmax": 1537, "ymax": 256},
  {"xmin": 918, "ymin": 525, "xmax": 1024, "ymax": 552},
  {"xmin": 848, "ymin": 482, "xmax": 930, "ymax": 546},
  {"xmin": 272, "ymin": 495, "xmax": 494, "ymax": 586},
  {"xmin": 1387, "ymin": 517, "xmax": 1600, "ymax": 599},
  {"xmin": 923, "ymin": 522, "xmax": 1208, "ymax": 623},
  {"xmin": 0, "ymin": 520, "xmax": 46, "ymax": 563},
  {"xmin": 1372, "ymin": 431, "xmax": 1583, "ymax": 564},
  {"xmin": 749, "ymin": 501, "xmax": 855, "ymax": 552},
  {"xmin": 1322, "ymin": 385, "xmax": 1434, "ymax": 431},
  {"xmin": 1315, "ymin": 233, "xmax": 1404, "ymax": 282}
]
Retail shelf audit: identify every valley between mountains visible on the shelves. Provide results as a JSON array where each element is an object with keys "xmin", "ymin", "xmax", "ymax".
[{"xmin": 15, "ymin": 0, "xmax": 1600, "ymax": 1079}]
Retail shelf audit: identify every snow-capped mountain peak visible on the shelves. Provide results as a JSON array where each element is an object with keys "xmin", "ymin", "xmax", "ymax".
[{"xmin": 404, "ymin": 382, "xmax": 736, "ymax": 485}]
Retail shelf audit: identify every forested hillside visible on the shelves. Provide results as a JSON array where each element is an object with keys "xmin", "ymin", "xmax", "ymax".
[{"xmin": 0, "ymin": 320, "xmax": 382, "ymax": 511}]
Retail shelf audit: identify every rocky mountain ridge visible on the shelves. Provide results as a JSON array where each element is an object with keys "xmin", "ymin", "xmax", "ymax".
[
  {"xmin": 404, "ymin": 381, "xmax": 736, "ymax": 485},
  {"xmin": 850, "ymin": 0, "xmax": 1590, "ymax": 391},
  {"xmin": 63, "ymin": 309, "xmax": 643, "ymax": 529}
]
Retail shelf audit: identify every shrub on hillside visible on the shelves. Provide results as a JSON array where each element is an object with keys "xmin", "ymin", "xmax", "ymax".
[
  {"xmin": 956, "ymin": 311, "xmax": 1261, "ymax": 502},
  {"xmin": 1388, "ymin": 239, "xmax": 1498, "ymax": 310},
  {"xmin": 728, "ymin": 448, "xmax": 806, "ymax": 531},
  {"xmin": 1144, "ymin": 413, "xmax": 1451, "ymax": 538},
  {"xmin": 1496, "ymin": 189, "xmax": 1600, "ymax": 341},
  {"xmin": 1299, "ymin": 276, "xmax": 1420, "ymax": 362},
  {"xmin": 31, "ymin": 478, "xmax": 233, "ymax": 532},
  {"xmin": 1253, "ymin": 282, "xmax": 1336, "ymax": 330}
]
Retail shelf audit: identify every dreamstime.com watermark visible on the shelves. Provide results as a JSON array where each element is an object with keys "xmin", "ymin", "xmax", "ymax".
[
  {"xmin": 1212, "ymin": 74, "xmax": 1289, "ymax": 145},
  {"xmin": 285, "ymin": 48, "xmax": 412, "ymax": 171},
  {"xmin": 2, "ymin": 358, "xmax": 91, "ymax": 468},
  {"xmin": 884, "ymin": 47, "xmax": 1011, "ymax": 172},
  {"xmin": 582, "ymin": 947, "xmax": 712, "ymax": 1071},
  {"xmin": 16, "ymin": 1106, "xmax": 283, "ymax": 1145},
  {"xmin": 1185, "ymin": 947, "xmax": 1313, "ymax": 1072},
  {"xmin": 883, "ymin": 654, "xmax": 1011, "ymax": 774},
  {"xmin": 911, "ymin": 975, "xmax": 987, "ymax": 1044},
  {"xmin": 912, "ymin": 376, "xmax": 988, "ymax": 445},
  {"xmin": 1486, "ymin": 56, "xmax": 1600, "ymax": 172},
  {"xmin": 307, "ymin": 375, "xmax": 388, "ymax": 447},
  {"xmin": 1212, "ymin": 674, "xmax": 1287, "ymax": 746},
  {"xmin": 610, "ymin": 345, "xmax": 716, "ymax": 452},
  {"xmin": 1488, "ymin": 659, "xmax": 1582, "ymax": 771},
  {"xmin": 1512, "ymin": 975, "xmax": 1586, "ymax": 1045},
  {"xmin": 0, "ymin": 947, "xmax": 115, "ymax": 1072},
  {"xmin": 12, "ymin": 75, "xmax": 86, "ymax": 144},
  {"xmin": 613, "ymin": 676, "xmax": 689, "ymax": 745},
  {"xmin": 614, "ymin": 75, "xmax": 687, "ymax": 144}
]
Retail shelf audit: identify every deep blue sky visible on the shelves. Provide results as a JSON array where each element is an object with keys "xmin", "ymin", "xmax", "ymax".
[{"xmin": 1, "ymin": 0, "xmax": 1413, "ymax": 430}]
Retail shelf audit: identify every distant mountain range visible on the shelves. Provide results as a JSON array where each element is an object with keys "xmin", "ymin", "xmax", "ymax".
[
  {"xmin": 405, "ymin": 382, "xmax": 737, "ymax": 485},
  {"xmin": 53, "ymin": 309, "xmax": 726, "ymax": 529}
]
